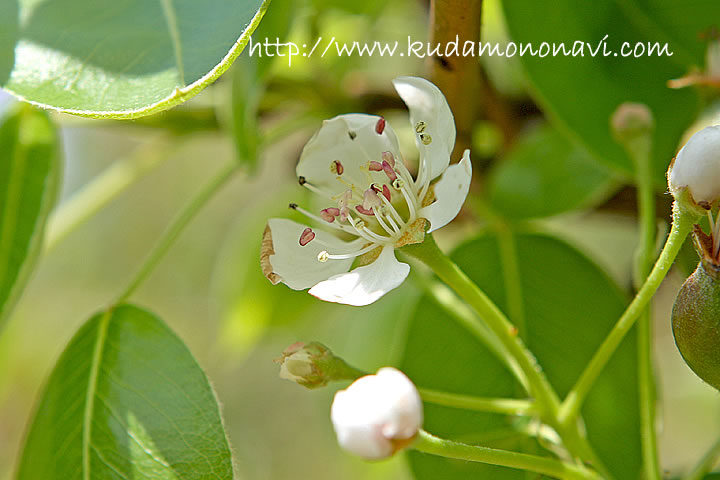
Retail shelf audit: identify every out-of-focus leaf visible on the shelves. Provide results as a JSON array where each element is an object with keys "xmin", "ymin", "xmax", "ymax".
[
  {"xmin": 0, "ymin": 0, "xmax": 18, "ymax": 85},
  {"xmin": 230, "ymin": 0, "xmax": 296, "ymax": 171},
  {"xmin": 402, "ymin": 233, "xmax": 640, "ymax": 479},
  {"xmin": 0, "ymin": 105, "xmax": 59, "ymax": 330},
  {"xmin": 18, "ymin": 304, "xmax": 233, "ymax": 480},
  {"xmin": 2, "ymin": 0, "xmax": 271, "ymax": 118},
  {"xmin": 502, "ymin": 0, "xmax": 717, "ymax": 182},
  {"xmin": 487, "ymin": 124, "xmax": 616, "ymax": 219}
]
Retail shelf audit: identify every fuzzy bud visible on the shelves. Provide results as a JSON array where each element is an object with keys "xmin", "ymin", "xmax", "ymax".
[
  {"xmin": 275, "ymin": 342, "xmax": 362, "ymax": 389},
  {"xmin": 610, "ymin": 102, "xmax": 654, "ymax": 145},
  {"xmin": 669, "ymin": 125, "xmax": 720, "ymax": 213},
  {"xmin": 331, "ymin": 367, "xmax": 422, "ymax": 460}
]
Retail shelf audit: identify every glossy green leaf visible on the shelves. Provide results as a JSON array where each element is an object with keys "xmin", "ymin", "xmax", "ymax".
[
  {"xmin": 17, "ymin": 304, "xmax": 233, "ymax": 480},
  {"xmin": 0, "ymin": 104, "xmax": 59, "ymax": 329},
  {"xmin": 2, "ymin": 0, "xmax": 271, "ymax": 118},
  {"xmin": 402, "ymin": 233, "xmax": 640, "ymax": 479},
  {"xmin": 502, "ymin": 0, "xmax": 717, "ymax": 181},
  {"xmin": 487, "ymin": 124, "xmax": 616, "ymax": 219}
]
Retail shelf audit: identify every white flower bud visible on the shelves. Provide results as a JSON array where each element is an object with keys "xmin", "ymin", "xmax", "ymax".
[
  {"xmin": 670, "ymin": 125, "xmax": 720, "ymax": 210},
  {"xmin": 330, "ymin": 367, "xmax": 422, "ymax": 460}
]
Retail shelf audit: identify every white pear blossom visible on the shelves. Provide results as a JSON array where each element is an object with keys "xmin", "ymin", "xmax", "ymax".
[
  {"xmin": 670, "ymin": 125, "xmax": 720, "ymax": 209},
  {"xmin": 331, "ymin": 367, "xmax": 422, "ymax": 460},
  {"xmin": 261, "ymin": 76, "xmax": 472, "ymax": 306}
]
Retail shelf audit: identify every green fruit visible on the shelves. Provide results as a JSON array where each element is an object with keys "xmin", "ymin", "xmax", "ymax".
[{"xmin": 672, "ymin": 256, "xmax": 720, "ymax": 390}]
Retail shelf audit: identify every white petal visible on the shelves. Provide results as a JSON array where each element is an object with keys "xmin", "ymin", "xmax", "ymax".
[
  {"xmin": 264, "ymin": 218, "xmax": 364, "ymax": 290},
  {"xmin": 331, "ymin": 367, "xmax": 422, "ymax": 460},
  {"xmin": 308, "ymin": 246, "xmax": 409, "ymax": 306},
  {"xmin": 418, "ymin": 149, "xmax": 472, "ymax": 233},
  {"xmin": 297, "ymin": 114, "xmax": 402, "ymax": 197},
  {"xmin": 393, "ymin": 76, "xmax": 455, "ymax": 181},
  {"xmin": 670, "ymin": 125, "xmax": 720, "ymax": 205}
]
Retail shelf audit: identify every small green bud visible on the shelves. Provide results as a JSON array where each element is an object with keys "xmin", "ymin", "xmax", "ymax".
[
  {"xmin": 275, "ymin": 342, "xmax": 364, "ymax": 389},
  {"xmin": 610, "ymin": 102, "xmax": 654, "ymax": 145},
  {"xmin": 672, "ymin": 226, "xmax": 720, "ymax": 390}
]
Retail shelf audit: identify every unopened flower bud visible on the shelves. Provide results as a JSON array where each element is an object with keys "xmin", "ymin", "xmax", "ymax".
[
  {"xmin": 331, "ymin": 367, "xmax": 422, "ymax": 460},
  {"xmin": 275, "ymin": 342, "xmax": 363, "ymax": 389},
  {"xmin": 669, "ymin": 125, "xmax": 720, "ymax": 213},
  {"xmin": 610, "ymin": 102, "xmax": 654, "ymax": 145}
]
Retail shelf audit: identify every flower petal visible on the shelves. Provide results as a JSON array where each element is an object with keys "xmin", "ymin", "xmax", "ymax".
[
  {"xmin": 297, "ymin": 114, "xmax": 402, "ymax": 197},
  {"xmin": 308, "ymin": 246, "xmax": 409, "ymax": 306},
  {"xmin": 263, "ymin": 218, "xmax": 364, "ymax": 290},
  {"xmin": 418, "ymin": 149, "xmax": 472, "ymax": 233},
  {"xmin": 392, "ymin": 76, "xmax": 455, "ymax": 181}
]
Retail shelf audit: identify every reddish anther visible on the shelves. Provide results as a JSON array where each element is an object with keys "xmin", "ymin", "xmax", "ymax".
[
  {"xmin": 355, "ymin": 205, "xmax": 375, "ymax": 216},
  {"xmin": 368, "ymin": 161, "xmax": 383, "ymax": 171},
  {"xmin": 299, "ymin": 228, "xmax": 315, "ymax": 246},
  {"xmin": 382, "ymin": 184, "xmax": 391, "ymax": 202},
  {"xmin": 320, "ymin": 208, "xmax": 339, "ymax": 223},
  {"xmin": 331, "ymin": 160, "xmax": 344, "ymax": 175},
  {"xmin": 382, "ymin": 160, "xmax": 397, "ymax": 182},
  {"xmin": 381, "ymin": 151, "xmax": 395, "ymax": 168},
  {"xmin": 375, "ymin": 117, "xmax": 386, "ymax": 134}
]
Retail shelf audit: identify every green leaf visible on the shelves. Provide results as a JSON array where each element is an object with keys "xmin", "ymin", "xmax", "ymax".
[
  {"xmin": 402, "ymin": 233, "xmax": 640, "ymax": 479},
  {"xmin": 502, "ymin": 0, "xmax": 717, "ymax": 181},
  {"xmin": 487, "ymin": 124, "xmax": 616, "ymax": 219},
  {"xmin": 0, "ymin": 105, "xmax": 60, "ymax": 330},
  {"xmin": 2, "ymin": 0, "xmax": 271, "ymax": 118},
  {"xmin": 17, "ymin": 304, "xmax": 233, "ymax": 480}
]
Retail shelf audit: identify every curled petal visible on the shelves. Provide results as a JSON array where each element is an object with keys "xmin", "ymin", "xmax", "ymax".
[
  {"xmin": 263, "ymin": 219, "xmax": 364, "ymax": 290},
  {"xmin": 297, "ymin": 114, "xmax": 402, "ymax": 197},
  {"xmin": 418, "ymin": 150, "xmax": 472, "ymax": 233},
  {"xmin": 308, "ymin": 246, "xmax": 410, "ymax": 306},
  {"xmin": 392, "ymin": 76, "xmax": 455, "ymax": 181}
]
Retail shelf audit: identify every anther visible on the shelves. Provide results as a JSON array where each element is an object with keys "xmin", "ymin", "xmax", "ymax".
[
  {"xmin": 375, "ymin": 117, "xmax": 386, "ymax": 134},
  {"xmin": 415, "ymin": 121, "xmax": 427, "ymax": 134},
  {"xmin": 318, "ymin": 251, "xmax": 329, "ymax": 262},
  {"xmin": 356, "ymin": 205, "xmax": 375, "ymax": 216},
  {"xmin": 382, "ymin": 160, "xmax": 397, "ymax": 182},
  {"xmin": 381, "ymin": 151, "xmax": 395, "ymax": 168},
  {"xmin": 382, "ymin": 184, "xmax": 391, "ymax": 202},
  {"xmin": 289, "ymin": 203, "xmax": 298, "ymax": 210},
  {"xmin": 348, "ymin": 131, "xmax": 357, "ymax": 140},
  {"xmin": 330, "ymin": 160, "xmax": 344, "ymax": 175},
  {"xmin": 420, "ymin": 133, "xmax": 432, "ymax": 145},
  {"xmin": 298, "ymin": 176, "xmax": 306, "ymax": 185},
  {"xmin": 320, "ymin": 207, "xmax": 340, "ymax": 223},
  {"xmin": 368, "ymin": 161, "xmax": 383, "ymax": 171},
  {"xmin": 299, "ymin": 228, "xmax": 315, "ymax": 246},
  {"xmin": 392, "ymin": 178, "xmax": 404, "ymax": 190}
]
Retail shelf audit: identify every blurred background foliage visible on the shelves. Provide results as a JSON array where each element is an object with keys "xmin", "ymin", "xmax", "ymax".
[{"xmin": 2, "ymin": 0, "xmax": 720, "ymax": 478}]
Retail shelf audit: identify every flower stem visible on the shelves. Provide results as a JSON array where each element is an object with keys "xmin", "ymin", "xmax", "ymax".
[
  {"xmin": 418, "ymin": 389, "xmax": 536, "ymax": 416},
  {"xmin": 412, "ymin": 430, "xmax": 603, "ymax": 480},
  {"xmin": 402, "ymin": 235, "xmax": 561, "ymax": 420},
  {"xmin": 558, "ymin": 202, "xmax": 696, "ymax": 426},
  {"xmin": 684, "ymin": 435, "xmax": 720, "ymax": 480},
  {"xmin": 114, "ymin": 163, "xmax": 238, "ymax": 305}
]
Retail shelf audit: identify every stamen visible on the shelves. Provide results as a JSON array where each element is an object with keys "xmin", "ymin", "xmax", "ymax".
[
  {"xmin": 299, "ymin": 179, "xmax": 336, "ymax": 200},
  {"xmin": 347, "ymin": 215, "xmax": 389, "ymax": 243},
  {"xmin": 382, "ymin": 184, "xmax": 392, "ymax": 202},
  {"xmin": 368, "ymin": 161, "xmax": 383, "ymax": 172},
  {"xmin": 420, "ymin": 133, "xmax": 433, "ymax": 145},
  {"xmin": 363, "ymin": 188, "xmax": 382, "ymax": 210},
  {"xmin": 298, "ymin": 176, "xmax": 306, "ymax": 185},
  {"xmin": 415, "ymin": 121, "xmax": 427, "ymax": 134},
  {"xmin": 330, "ymin": 160, "xmax": 344, "ymax": 175},
  {"xmin": 322, "ymin": 243, "xmax": 381, "ymax": 261},
  {"xmin": 379, "ymin": 192, "xmax": 405, "ymax": 226},
  {"xmin": 399, "ymin": 184, "xmax": 417, "ymax": 221},
  {"xmin": 372, "ymin": 206, "xmax": 397, "ymax": 235},
  {"xmin": 382, "ymin": 151, "xmax": 395, "ymax": 168},
  {"xmin": 348, "ymin": 131, "xmax": 357, "ymax": 140},
  {"xmin": 291, "ymin": 203, "xmax": 360, "ymax": 236},
  {"xmin": 299, "ymin": 228, "xmax": 315, "ymax": 246},
  {"xmin": 320, "ymin": 207, "xmax": 340, "ymax": 223},
  {"xmin": 375, "ymin": 117, "xmax": 386, "ymax": 134},
  {"xmin": 318, "ymin": 251, "xmax": 329, "ymax": 262},
  {"xmin": 382, "ymin": 160, "xmax": 397, "ymax": 182},
  {"xmin": 392, "ymin": 178, "xmax": 404, "ymax": 190},
  {"xmin": 356, "ymin": 205, "xmax": 375, "ymax": 216}
]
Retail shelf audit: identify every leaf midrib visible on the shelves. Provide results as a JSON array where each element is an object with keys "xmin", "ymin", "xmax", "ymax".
[
  {"xmin": 159, "ymin": 0, "xmax": 185, "ymax": 86},
  {"xmin": 82, "ymin": 310, "xmax": 111, "ymax": 480}
]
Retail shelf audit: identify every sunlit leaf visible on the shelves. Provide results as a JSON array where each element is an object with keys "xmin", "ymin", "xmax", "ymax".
[
  {"xmin": 2, "ymin": 0, "xmax": 271, "ymax": 118},
  {"xmin": 402, "ymin": 233, "xmax": 640, "ymax": 479},
  {"xmin": 0, "ymin": 104, "xmax": 59, "ymax": 330},
  {"xmin": 502, "ymin": 0, "xmax": 718, "ymax": 182},
  {"xmin": 17, "ymin": 304, "xmax": 233, "ymax": 480}
]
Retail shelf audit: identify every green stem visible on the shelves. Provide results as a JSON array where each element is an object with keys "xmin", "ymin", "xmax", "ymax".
[
  {"xmin": 403, "ymin": 236, "xmax": 561, "ymax": 419},
  {"xmin": 44, "ymin": 139, "xmax": 174, "ymax": 252},
  {"xmin": 685, "ymin": 436, "xmax": 720, "ymax": 480},
  {"xmin": 413, "ymin": 430, "xmax": 602, "ymax": 480},
  {"xmin": 559, "ymin": 202, "xmax": 695, "ymax": 425},
  {"xmin": 114, "ymin": 163, "xmax": 238, "ymax": 305},
  {"xmin": 419, "ymin": 389, "xmax": 536, "ymax": 416},
  {"xmin": 628, "ymin": 125, "xmax": 662, "ymax": 480}
]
